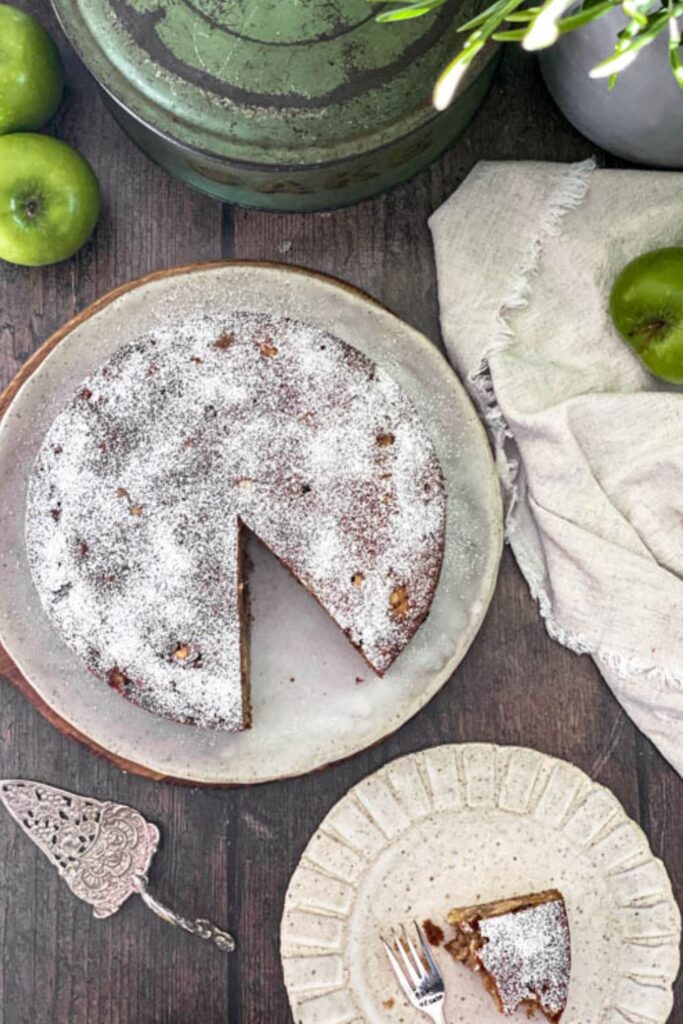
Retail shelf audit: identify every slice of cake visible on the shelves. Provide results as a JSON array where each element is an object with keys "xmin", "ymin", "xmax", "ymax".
[
  {"xmin": 446, "ymin": 890, "xmax": 571, "ymax": 1021},
  {"xmin": 25, "ymin": 312, "xmax": 446, "ymax": 731}
]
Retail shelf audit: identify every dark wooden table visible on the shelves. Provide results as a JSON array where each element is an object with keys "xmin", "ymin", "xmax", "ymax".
[{"xmin": 1, "ymin": 4, "xmax": 681, "ymax": 1022}]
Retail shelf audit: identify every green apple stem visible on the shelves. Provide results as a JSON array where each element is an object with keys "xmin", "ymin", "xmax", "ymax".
[{"xmin": 629, "ymin": 317, "xmax": 670, "ymax": 352}]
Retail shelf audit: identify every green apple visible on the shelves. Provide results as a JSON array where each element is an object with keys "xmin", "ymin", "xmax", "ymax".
[
  {"xmin": 610, "ymin": 247, "xmax": 683, "ymax": 385},
  {"xmin": 0, "ymin": 133, "xmax": 100, "ymax": 266},
  {"xmin": 0, "ymin": 5, "xmax": 64, "ymax": 134}
]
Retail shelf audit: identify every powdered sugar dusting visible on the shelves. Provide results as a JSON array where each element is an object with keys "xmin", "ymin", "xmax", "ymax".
[
  {"xmin": 479, "ymin": 900, "xmax": 571, "ymax": 1018},
  {"xmin": 25, "ymin": 313, "xmax": 446, "ymax": 731}
]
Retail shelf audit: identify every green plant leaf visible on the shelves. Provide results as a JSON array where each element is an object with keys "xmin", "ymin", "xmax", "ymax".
[
  {"xmin": 557, "ymin": 0, "xmax": 617, "ymax": 31},
  {"xmin": 668, "ymin": 10, "xmax": 683, "ymax": 85},
  {"xmin": 433, "ymin": 46, "xmax": 481, "ymax": 109},
  {"xmin": 505, "ymin": 7, "xmax": 542, "ymax": 21},
  {"xmin": 590, "ymin": 4, "xmax": 682, "ymax": 75},
  {"xmin": 434, "ymin": 0, "xmax": 525, "ymax": 108},
  {"xmin": 621, "ymin": 0, "xmax": 654, "ymax": 27},
  {"xmin": 492, "ymin": 27, "xmax": 528, "ymax": 37},
  {"xmin": 375, "ymin": 0, "xmax": 446, "ymax": 18},
  {"xmin": 457, "ymin": 0, "xmax": 522, "ymax": 32},
  {"xmin": 377, "ymin": 6, "xmax": 439, "ymax": 20},
  {"xmin": 523, "ymin": 0, "xmax": 578, "ymax": 48}
]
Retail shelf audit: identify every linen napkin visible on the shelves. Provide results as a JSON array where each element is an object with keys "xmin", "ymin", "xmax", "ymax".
[{"xmin": 430, "ymin": 160, "xmax": 683, "ymax": 776}]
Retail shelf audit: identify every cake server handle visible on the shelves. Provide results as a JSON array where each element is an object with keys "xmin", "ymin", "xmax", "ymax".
[{"xmin": 133, "ymin": 875, "xmax": 235, "ymax": 952}]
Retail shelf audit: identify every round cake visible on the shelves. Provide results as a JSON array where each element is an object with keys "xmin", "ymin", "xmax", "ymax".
[{"xmin": 25, "ymin": 313, "xmax": 446, "ymax": 731}]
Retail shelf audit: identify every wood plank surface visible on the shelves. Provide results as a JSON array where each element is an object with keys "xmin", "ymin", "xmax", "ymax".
[{"xmin": 0, "ymin": 4, "xmax": 680, "ymax": 1023}]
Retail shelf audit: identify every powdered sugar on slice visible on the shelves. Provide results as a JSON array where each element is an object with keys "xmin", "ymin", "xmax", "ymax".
[{"xmin": 479, "ymin": 900, "xmax": 571, "ymax": 1018}]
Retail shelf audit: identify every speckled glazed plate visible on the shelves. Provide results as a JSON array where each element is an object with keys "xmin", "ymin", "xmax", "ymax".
[
  {"xmin": 282, "ymin": 743, "xmax": 681, "ymax": 1024},
  {"xmin": 0, "ymin": 263, "xmax": 502, "ymax": 784}
]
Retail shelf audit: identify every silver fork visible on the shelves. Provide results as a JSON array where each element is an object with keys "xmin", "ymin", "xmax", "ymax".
[{"xmin": 381, "ymin": 922, "xmax": 446, "ymax": 1023}]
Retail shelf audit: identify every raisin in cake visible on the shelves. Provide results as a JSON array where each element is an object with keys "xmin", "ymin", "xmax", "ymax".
[
  {"xmin": 25, "ymin": 313, "xmax": 446, "ymax": 731},
  {"xmin": 446, "ymin": 890, "xmax": 571, "ymax": 1021}
]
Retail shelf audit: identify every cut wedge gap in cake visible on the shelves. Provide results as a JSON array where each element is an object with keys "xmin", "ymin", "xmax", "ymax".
[
  {"xmin": 236, "ymin": 518, "xmax": 252, "ymax": 730},
  {"xmin": 238, "ymin": 516, "xmax": 432, "ymax": 684},
  {"xmin": 445, "ymin": 890, "xmax": 571, "ymax": 1022}
]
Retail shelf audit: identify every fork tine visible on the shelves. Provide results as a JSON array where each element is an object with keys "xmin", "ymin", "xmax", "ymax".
[
  {"xmin": 400, "ymin": 923, "xmax": 428, "ymax": 981},
  {"xmin": 392, "ymin": 927, "xmax": 421, "ymax": 987},
  {"xmin": 381, "ymin": 936, "xmax": 417, "ymax": 1005},
  {"xmin": 414, "ymin": 920, "xmax": 440, "ymax": 977}
]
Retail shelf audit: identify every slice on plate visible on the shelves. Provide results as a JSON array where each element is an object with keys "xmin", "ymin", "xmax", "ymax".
[{"xmin": 446, "ymin": 889, "xmax": 571, "ymax": 1021}]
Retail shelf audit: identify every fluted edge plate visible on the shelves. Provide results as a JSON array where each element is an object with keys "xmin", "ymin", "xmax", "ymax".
[{"xmin": 281, "ymin": 743, "xmax": 681, "ymax": 1024}]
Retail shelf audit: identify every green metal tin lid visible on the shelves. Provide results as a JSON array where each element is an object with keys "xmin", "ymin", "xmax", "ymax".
[{"xmin": 51, "ymin": 0, "xmax": 480, "ymax": 166}]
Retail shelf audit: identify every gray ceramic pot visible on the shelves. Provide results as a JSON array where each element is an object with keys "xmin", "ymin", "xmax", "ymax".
[{"xmin": 539, "ymin": 7, "xmax": 683, "ymax": 167}]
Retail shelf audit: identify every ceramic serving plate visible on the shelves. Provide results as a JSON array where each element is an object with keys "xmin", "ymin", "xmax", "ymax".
[
  {"xmin": 281, "ymin": 743, "xmax": 681, "ymax": 1024},
  {"xmin": 0, "ymin": 263, "xmax": 502, "ymax": 784}
]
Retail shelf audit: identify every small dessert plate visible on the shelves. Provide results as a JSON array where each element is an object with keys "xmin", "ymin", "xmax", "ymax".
[
  {"xmin": 281, "ymin": 743, "xmax": 681, "ymax": 1024},
  {"xmin": 0, "ymin": 263, "xmax": 502, "ymax": 784}
]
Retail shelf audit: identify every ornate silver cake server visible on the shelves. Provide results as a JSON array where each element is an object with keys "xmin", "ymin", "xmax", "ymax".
[{"xmin": 0, "ymin": 779, "xmax": 235, "ymax": 951}]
